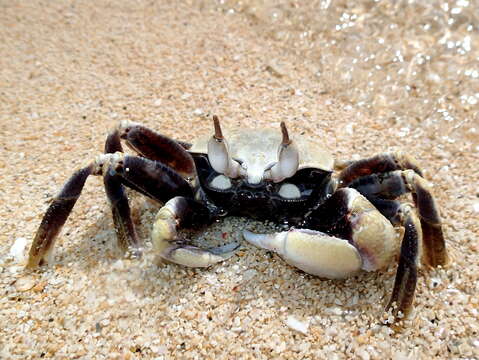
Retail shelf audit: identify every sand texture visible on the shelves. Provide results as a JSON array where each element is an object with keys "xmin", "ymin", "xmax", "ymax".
[{"xmin": 1, "ymin": 1, "xmax": 478, "ymax": 359}]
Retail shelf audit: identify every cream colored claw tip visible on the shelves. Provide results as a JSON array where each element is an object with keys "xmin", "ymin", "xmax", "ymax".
[
  {"xmin": 159, "ymin": 242, "xmax": 240, "ymax": 268},
  {"xmin": 243, "ymin": 230, "xmax": 286, "ymax": 253},
  {"xmin": 243, "ymin": 229, "xmax": 362, "ymax": 279}
]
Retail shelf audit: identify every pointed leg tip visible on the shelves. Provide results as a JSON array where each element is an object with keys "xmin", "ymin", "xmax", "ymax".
[
  {"xmin": 25, "ymin": 253, "xmax": 50, "ymax": 270},
  {"xmin": 26, "ymin": 239, "xmax": 54, "ymax": 270},
  {"xmin": 383, "ymin": 304, "xmax": 411, "ymax": 324},
  {"xmin": 25, "ymin": 259, "xmax": 39, "ymax": 270}
]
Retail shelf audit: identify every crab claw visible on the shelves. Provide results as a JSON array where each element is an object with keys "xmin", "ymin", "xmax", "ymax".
[
  {"xmin": 207, "ymin": 115, "xmax": 243, "ymax": 178},
  {"xmin": 152, "ymin": 197, "xmax": 239, "ymax": 267},
  {"xmin": 159, "ymin": 242, "xmax": 239, "ymax": 268},
  {"xmin": 264, "ymin": 122, "xmax": 299, "ymax": 183},
  {"xmin": 243, "ymin": 229, "xmax": 362, "ymax": 279}
]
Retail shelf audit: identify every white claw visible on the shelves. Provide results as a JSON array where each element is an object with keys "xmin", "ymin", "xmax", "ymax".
[
  {"xmin": 243, "ymin": 229, "xmax": 362, "ymax": 279},
  {"xmin": 152, "ymin": 199, "xmax": 239, "ymax": 268}
]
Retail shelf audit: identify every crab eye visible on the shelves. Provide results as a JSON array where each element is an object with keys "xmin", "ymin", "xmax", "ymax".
[
  {"xmin": 207, "ymin": 116, "xmax": 242, "ymax": 178},
  {"xmin": 264, "ymin": 122, "xmax": 299, "ymax": 183},
  {"xmin": 278, "ymin": 183, "xmax": 301, "ymax": 199},
  {"xmin": 210, "ymin": 175, "xmax": 232, "ymax": 190}
]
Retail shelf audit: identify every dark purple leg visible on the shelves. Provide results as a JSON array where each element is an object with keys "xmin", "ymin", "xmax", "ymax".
[
  {"xmin": 103, "ymin": 163, "xmax": 141, "ymax": 257},
  {"xmin": 338, "ymin": 152, "xmax": 423, "ymax": 187},
  {"xmin": 27, "ymin": 153, "xmax": 195, "ymax": 268},
  {"xmin": 27, "ymin": 165, "xmax": 93, "ymax": 268},
  {"xmin": 110, "ymin": 155, "xmax": 194, "ymax": 203},
  {"xmin": 105, "ymin": 128, "xmax": 123, "ymax": 154},
  {"xmin": 102, "ymin": 128, "xmax": 142, "ymax": 255},
  {"xmin": 28, "ymin": 121, "xmax": 199, "ymax": 268},
  {"xmin": 101, "ymin": 123, "xmax": 196, "ymax": 255},
  {"xmin": 386, "ymin": 205, "xmax": 421, "ymax": 319},
  {"xmin": 101, "ymin": 128, "xmax": 195, "ymax": 257},
  {"xmin": 118, "ymin": 121, "xmax": 196, "ymax": 178}
]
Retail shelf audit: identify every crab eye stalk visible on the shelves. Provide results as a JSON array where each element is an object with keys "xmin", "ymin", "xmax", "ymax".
[
  {"xmin": 212, "ymin": 114, "xmax": 224, "ymax": 140},
  {"xmin": 207, "ymin": 115, "xmax": 242, "ymax": 178},
  {"xmin": 265, "ymin": 122, "xmax": 299, "ymax": 183}
]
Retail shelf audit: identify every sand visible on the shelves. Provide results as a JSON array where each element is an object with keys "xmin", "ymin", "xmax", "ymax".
[{"xmin": 1, "ymin": 1, "xmax": 478, "ymax": 359}]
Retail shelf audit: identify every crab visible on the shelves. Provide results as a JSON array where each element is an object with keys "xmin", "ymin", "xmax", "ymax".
[{"xmin": 27, "ymin": 116, "xmax": 448, "ymax": 319}]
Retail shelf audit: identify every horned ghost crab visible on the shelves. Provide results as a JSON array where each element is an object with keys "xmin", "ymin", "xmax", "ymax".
[{"xmin": 27, "ymin": 116, "xmax": 448, "ymax": 319}]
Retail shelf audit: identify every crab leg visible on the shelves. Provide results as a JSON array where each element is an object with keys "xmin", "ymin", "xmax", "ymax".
[
  {"xmin": 348, "ymin": 170, "xmax": 447, "ymax": 267},
  {"xmin": 102, "ymin": 128, "xmax": 144, "ymax": 255},
  {"xmin": 102, "ymin": 158, "xmax": 141, "ymax": 256},
  {"xmin": 103, "ymin": 127, "xmax": 196, "ymax": 255},
  {"xmin": 106, "ymin": 154, "xmax": 194, "ymax": 202},
  {"xmin": 117, "ymin": 121, "xmax": 196, "ymax": 178},
  {"xmin": 338, "ymin": 152, "xmax": 423, "ymax": 187},
  {"xmin": 386, "ymin": 204, "xmax": 421, "ymax": 318},
  {"xmin": 27, "ymin": 151, "xmax": 196, "ymax": 268},
  {"xmin": 100, "ymin": 153, "xmax": 195, "ymax": 254},
  {"xmin": 309, "ymin": 187, "xmax": 428, "ymax": 318},
  {"xmin": 105, "ymin": 127, "xmax": 123, "ymax": 154},
  {"xmin": 27, "ymin": 165, "xmax": 93, "ymax": 268},
  {"xmin": 153, "ymin": 196, "xmax": 239, "ymax": 267}
]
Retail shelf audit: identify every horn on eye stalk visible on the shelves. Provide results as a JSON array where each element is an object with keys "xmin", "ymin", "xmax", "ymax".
[
  {"xmin": 207, "ymin": 115, "xmax": 242, "ymax": 178},
  {"xmin": 265, "ymin": 122, "xmax": 299, "ymax": 183}
]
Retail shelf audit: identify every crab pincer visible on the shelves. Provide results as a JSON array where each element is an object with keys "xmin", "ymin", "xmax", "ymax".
[
  {"xmin": 244, "ymin": 229, "xmax": 363, "ymax": 279},
  {"xmin": 152, "ymin": 196, "xmax": 240, "ymax": 267}
]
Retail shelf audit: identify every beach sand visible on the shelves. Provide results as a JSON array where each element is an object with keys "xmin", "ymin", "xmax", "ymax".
[{"xmin": 1, "ymin": 1, "xmax": 478, "ymax": 358}]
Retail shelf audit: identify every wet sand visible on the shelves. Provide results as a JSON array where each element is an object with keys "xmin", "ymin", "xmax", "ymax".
[{"xmin": 1, "ymin": 1, "xmax": 478, "ymax": 359}]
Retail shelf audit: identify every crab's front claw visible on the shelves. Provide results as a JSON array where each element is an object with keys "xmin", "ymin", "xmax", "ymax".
[
  {"xmin": 243, "ymin": 229, "xmax": 362, "ymax": 279},
  {"xmin": 152, "ymin": 197, "xmax": 239, "ymax": 267}
]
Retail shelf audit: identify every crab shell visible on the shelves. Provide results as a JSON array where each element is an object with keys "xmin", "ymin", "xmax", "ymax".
[{"xmin": 189, "ymin": 126, "xmax": 335, "ymax": 183}]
